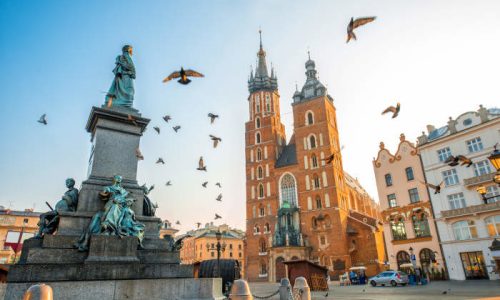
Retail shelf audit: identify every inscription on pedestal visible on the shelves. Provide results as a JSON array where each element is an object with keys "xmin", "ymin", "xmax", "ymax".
[{"xmin": 85, "ymin": 235, "xmax": 139, "ymax": 263}]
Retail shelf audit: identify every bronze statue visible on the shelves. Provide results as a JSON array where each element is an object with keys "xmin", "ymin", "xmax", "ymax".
[
  {"xmin": 141, "ymin": 184, "xmax": 157, "ymax": 217},
  {"xmin": 105, "ymin": 45, "xmax": 136, "ymax": 108},
  {"xmin": 36, "ymin": 178, "xmax": 79, "ymax": 238}
]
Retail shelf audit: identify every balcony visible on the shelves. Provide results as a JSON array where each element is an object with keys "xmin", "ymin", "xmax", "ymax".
[
  {"xmin": 463, "ymin": 173, "xmax": 495, "ymax": 187},
  {"xmin": 441, "ymin": 201, "xmax": 500, "ymax": 219}
]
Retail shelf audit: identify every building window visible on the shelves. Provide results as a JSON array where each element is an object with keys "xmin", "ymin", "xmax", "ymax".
[
  {"xmin": 485, "ymin": 215, "xmax": 500, "ymax": 237},
  {"xmin": 313, "ymin": 174, "xmax": 320, "ymax": 189},
  {"xmin": 316, "ymin": 196, "xmax": 322, "ymax": 209},
  {"xmin": 256, "ymin": 148, "xmax": 262, "ymax": 161},
  {"xmin": 442, "ymin": 169, "xmax": 459, "ymax": 186},
  {"xmin": 259, "ymin": 238, "xmax": 267, "ymax": 252},
  {"xmin": 255, "ymin": 95, "xmax": 260, "ymax": 113},
  {"xmin": 259, "ymin": 205, "xmax": 265, "ymax": 217},
  {"xmin": 385, "ymin": 174, "xmax": 393, "ymax": 186},
  {"xmin": 264, "ymin": 223, "xmax": 270, "ymax": 233},
  {"xmin": 405, "ymin": 167, "xmax": 414, "ymax": 181},
  {"xmin": 485, "ymin": 186, "xmax": 500, "ymax": 203},
  {"xmin": 390, "ymin": 217, "xmax": 407, "ymax": 240},
  {"xmin": 257, "ymin": 166, "xmax": 263, "ymax": 179},
  {"xmin": 238, "ymin": 244, "xmax": 242, "ymax": 250},
  {"xmin": 254, "ymin": 224, "xmax": 260, "ymax": 234},
  {"xmin": 211, "ymin": 252, "xmax": 215, "ymax": 257},
  {"xmin": 412, "ymin": 213, "xmax": 430, "ymax": 237},
  {"xmin": 320, "ymin": 236, "xmax": 326, "ymax": 245},
  {"xmin": 453, "ymin": 220, "xmax": 478, "ymax": 240},
  {"xmin": 230, "ymin": 252, "xmax": 233, "ymax": 258},
  {"xmin": 309, "ymin": 135, "xmax": 316, "ymax": 149},
  {"xmin": 265, "ymin": 94, "xmax": 271, "ymax": 112},
  {"xmin": 312, "ymin": 217, "xmax": 318, "ymax": 229},
  {"xmin": 437, "ymin": 147, "xmax": 452, "ymax": 162},
  {"xmin": 307, "ymin": 112, "xmax": 314, "ymax": 125},
  {"xmin": 466, "ymin": 137, "xmax": 483, "ymax": 153},
  {"xmin": 396, "ymin": 251, "xmax": 411, "ymax": 268},
  {"xmin": 387, "ymin": 193, "xmax": 397, "ymax": 208},
  {"xmin": 258, "ymin": 184, "xmax": 264, "ymax": 198},
  {"xmin": 256, "ymin": 132, "xmax": 261, "ymax": 144},
  {"xmin": 255, "ymin": 117, "xmax": 261, "ymax": 129},
  {"xmin": 473, "ymin": 160, "xmax": 492, "ymax": 177},
  {"xmin": 239, "ymin": 253, "xmax": 242, "ymax": 258},
  {"xmin": 280, "ymin": 173, "xmax": 297, "ymax": 207},
  {"xmin": 408, "ymin": 188, "xmax": 420, "ymax": 203},
  {"xmin": 260, "ymin": 262, "xmax": 267, "ymax": 275},
  {"xmin": 447, "ymin": 192, "xmax": 466, "ymax": 210},
  {"xmin": 311, "ymin": 154, "xmax": 318, "ymax": 168}
]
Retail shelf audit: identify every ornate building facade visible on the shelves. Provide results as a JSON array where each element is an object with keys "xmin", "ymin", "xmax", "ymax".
[
  {"xmin": 373, "ymin": 134, "xmax": 444, "ymax": 275},
  {"xmin": 244, "ymin": 34, "xmax": 385, "ymax": 282}
]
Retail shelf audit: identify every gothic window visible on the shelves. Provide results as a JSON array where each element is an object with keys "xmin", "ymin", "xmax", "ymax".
[
  {"xmin": 396, "ymin": 251, "xmax": 411, "ymax": 268},
  {"xmin": 412, "ymin": 212, "xmax": 430, "ymax": 237},
  {"xmin": 256, "ymin": 132, "xmax": 261, "ymax": 144},
  {"xmin": 307, "ymin": 111, "xmax": 314, "ymax": 125},
  {"xmin": 264, "ymin": 223, "xmax": 270, "ymax": 233},
  {"xmin": 254, "ymin": 224, "xmax": 260, "ymax": 234},
  {"xmin": 390, "ymin": 217, "xmax": 407, "ymax": 240},
  {"xmin": 259, "ymin": 205, "xmax": 265, "ymax": 217},
  {"xmin": 280, "ymin": 173, "xmax": 297, "ymax": 207},
  {"xmin": 313, "ymin": 174, "xmax": 320, "ymax": 189},
  {"xmin": 255, "ymin": 117, "xmax": 261, "ymax": 129},
  {"xmin": 257, "ymin": 166, "xmax": 263, "ymax": 179},
  {"xmin": 316, "ymin": 196, "xmax": 322, "ymax": 209},
  {"xmin": 265, "ymin": 94, "xmax": 271, "ymax": 112},
  {"xmin": 309, "ymin": 135, "xmax": 317, "ymax": 149},
  {"xmin": 311, "ymin": 154, "xmax": 318, "ymax": 168},
  {"xmin": 258, "ymin": 184, "xmax": 264, "ymax": 198},
  {"xmin": 255, "ymin": 95, "xmax": 261, "ymax": 113},
  {"xmin": 259, "ymin": 238, "xmax": 267, "ymax": 252},
  {"xmin": 260, "ymin": 261, "xmax": 267, "ymax": 275},
  {"xmin": 257, "ymin": 148, "xmax": 262, "ymax": 161}
]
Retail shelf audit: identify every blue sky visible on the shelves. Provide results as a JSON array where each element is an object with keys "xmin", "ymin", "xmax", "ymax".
[{"xmin": 1, "ymin": 1, "xmax": 499, "ymax": 233}]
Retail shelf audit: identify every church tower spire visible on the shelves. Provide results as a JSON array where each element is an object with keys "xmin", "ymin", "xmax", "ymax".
[{"xmin": 248, "ymin": 30, "xmax": 278, "ymax": 93}]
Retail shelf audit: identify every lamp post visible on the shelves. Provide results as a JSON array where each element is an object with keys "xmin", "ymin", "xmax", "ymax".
[
  {"xmin": 487, "ymin": 147, "xmax": 500, "ymax": 185},
  {"xmin": 206, "ymin": 230, "xmax": 226, "ymax": 277},
  {"xmin": 13, "ymin": 218, "xmax": 29, "ymax": 262}
]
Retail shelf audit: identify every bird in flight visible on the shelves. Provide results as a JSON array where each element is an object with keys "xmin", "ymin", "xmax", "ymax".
[
  {"xmin": 156, "ymin": 158, "xmax": 165, "ymax": 164},
  {"xmin": 214, "ymin": 214, "xmax": 222, "ymax": 220},
  {"xmin": 154, "ymin": 126, "xmax": 160, "ymax": 134},
  {"xmin": 445, "ymin": 155, "xmax": 473, "ymax": 167},
  {"xmin": 215, "ymin": 182, "xmax": 222, "ymax": 188},
  {"xmin": 136, "ymin": 148, "xmax": 144, "ymax": 160},
  {"xmin": 173, "ymin": 125, "xmax": 181, "ymax": 133},
  {"xmin": 322, "ymin": 154, "xmax": 335, "ymax": 164},
  {"xmin": 208, "ymin": 113, "xmax": 219, "ymax": 124},
  {"xmin": 163, "ymin": 115, "xmax": 171, "ymax": 123},
  {"xmin": 381, "ymin": 102, "xmax": 401, "ymax": 119},
  {"xmin": 162, "ymin": 67, "xmax": 204, "ymax": 85},
  {"xmin": 210, "ymin": 135, "xmax": 222, "ymax": 148},
  {"xmin": 38, "ymin": 114, "xmax": 48, "ymax": 125},
  {"xmin": 197, "ymin": 157, "xmax": 207, "ymax": 171},
  {"xmin": 196, "ymin": 222, "xmax": 201, "ymax": 229},
  {"xmin": 216, "ymin": 194, "xmax": 222, "ymax": 202},
  {"xmin": 165, "ymin": 181, "xmax": 172, "ymax": 186},
  {"xmin": 202, "ymin": 181, "xmax": 208, "ymax": 188},
  {"xmin": 421, "ymin": 181, "xmax": 444, "ymax": 194},
  {"xmin": 127, "ymin": 114, "xmax": 138, "ymax": 126},
  {"xmin": 346, "ymin": 16, "xmax": 376, "ymax": 43}
]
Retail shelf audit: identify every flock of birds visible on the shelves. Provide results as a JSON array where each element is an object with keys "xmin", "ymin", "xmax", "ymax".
[{"xmin": 421, "ymin": 154, "xmax": 475, "ymax": 195}]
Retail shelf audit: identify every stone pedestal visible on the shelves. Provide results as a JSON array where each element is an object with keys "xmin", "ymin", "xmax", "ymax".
[{"xmin": 6, "ymin": 106, "xmax": 223, "ymax": 299}]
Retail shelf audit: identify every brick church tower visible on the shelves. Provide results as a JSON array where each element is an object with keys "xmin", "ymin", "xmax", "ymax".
[{"xmin": 244, "ymin": 35, "xmax": 385, "ymax": 282}]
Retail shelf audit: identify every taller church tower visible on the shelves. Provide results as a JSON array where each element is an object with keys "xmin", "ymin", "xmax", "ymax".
[{"xmin": 245, "ymin": 32, "xmax": 286, "ymax": 281}]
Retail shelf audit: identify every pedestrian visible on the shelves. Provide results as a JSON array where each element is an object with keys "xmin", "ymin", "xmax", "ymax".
[{"xmin": 415, "ymin": 268, "xmax": 421, "ymax": 285}]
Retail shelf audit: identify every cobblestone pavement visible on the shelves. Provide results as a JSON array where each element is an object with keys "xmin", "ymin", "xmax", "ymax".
[{"xmin": 248, "ymin": 280, "xmax": 500, "ymax": 300}]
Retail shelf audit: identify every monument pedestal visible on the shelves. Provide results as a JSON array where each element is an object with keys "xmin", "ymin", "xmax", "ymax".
[{"xmin": 6, "ymin": 106, "xmax": 223, "ymax": 299}]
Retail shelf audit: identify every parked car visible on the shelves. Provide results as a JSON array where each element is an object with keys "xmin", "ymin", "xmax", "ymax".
[{"xmin": 369, "ymin": 271, "xmax": 409, "ymax": 287}]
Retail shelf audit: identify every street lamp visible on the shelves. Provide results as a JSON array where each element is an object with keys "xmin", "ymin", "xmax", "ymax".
[
  {"xmin": 206, "ymin": 230, "xmax": 226, "ymax": 277},
  {"xmin": 487, "ymin": 147, "xmax": 500, "ymax": 185},
  {"xmin": 13, "ymin": 218, "xmax": 29, "ymax": 262},
  {"xmin": 476, "ymin": 185, "xmax": 497, "ymax": 204}
]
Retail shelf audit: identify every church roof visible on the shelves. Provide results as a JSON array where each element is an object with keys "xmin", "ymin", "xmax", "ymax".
[
  {"xmin": 292, "ymin": 53, "xmax": 332, "ymax": 104},
  {"xmin": 275, "ymin": 143, "xmax": 298, "ymax": 168}
]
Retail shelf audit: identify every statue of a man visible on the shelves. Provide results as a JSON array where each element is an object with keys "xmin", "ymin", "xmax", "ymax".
[
  {"xmin": 36, "ymin": 178, "xmax": 79, "ymax": 238},
  {"xmin": 141, "ymin": 184, "xmax": 158, "ymax": 217},
  {"xmin": 105, "ymin": 45, "xmax": 135, "ymax": 108}
]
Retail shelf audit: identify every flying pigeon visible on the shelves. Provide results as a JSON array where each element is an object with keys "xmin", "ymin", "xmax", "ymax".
[
  {"xmin": 197, "ymin": 157, "xmax": 207, "ymax": 171},
  {"xmin": 136, "ymin": 148, "xmax": 144, "ymax": 160},
  {"xmin": 165, "ymin": 181, "xmax": 172, "ymax": 186},
  {"xmin": 209, "ymin": 135, "xmax": 222, "ymax": 148},
  {"xmin": 322, "ymin": 154, "xmax": 335, "ymax": 164},
  {"xmin": 208, "ymin": 113, "xmax": 219, "ymax": 124},
  {"xmin": 381, "ymin": 102, "xmax": 400, "ymax": 118},
  {"xmin": 156, "ymin": 158, "xmax": 165, "ymax": 164},
  {"xmin": 215, "ymin": 182, "xmax": 222, "ymax": 188},
  {"xmin": 421, "ymin": 181, "xmax": 444, "ymax": 194},
  {"xmin": 216, "ymin": 194, "xmax": 222, "ymax": 202},
  {"xmin": 37, "ymin": 114, "xmax": 47, "ymax": 125},
  {"xmin": 445, "ymin": 155, "xmax": 473, "ymax": 167},
  {"xmin": 163, "ymin": 115, "xmax": 172, "ymax": 123},
  {"xmin": 173, "ymin": 125, "xmax": 181, "ymax": 132},
  {"xmin": 128, "ymin": 114, "xmax": 138, "ymax": 126},
  {"xmin": 202, "ymin": 181, "xmax": 208, "ymax": 188},
  {"xmin": 154, "ymin": 126, "xmax": 160, "ymax": 134},
  {"xmin": 346, "ymin": 16, "xmax": 376, "ymax": 43},
  {"xmin": 214, "ymin": 214, "xmax": 222, "ymax": 220},
  {"xmin": 162, "ymin": 67, "xmax": 204, "ymax": 85}
]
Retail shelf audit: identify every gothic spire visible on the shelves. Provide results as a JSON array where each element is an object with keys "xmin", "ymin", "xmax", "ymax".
[
  {"xmin": 248, "ymin": 29, "xmax": 278, "ymax": 93},
  {"xmin": 256, "ymin": 29, "xmax": 269, "ymax": 78}
]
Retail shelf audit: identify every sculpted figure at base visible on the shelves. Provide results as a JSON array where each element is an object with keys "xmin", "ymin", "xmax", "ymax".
[
  {"xmin": 105, "ymin": 45, "xmax": 135, "ymax": 108},
  {"xmin": 75, "ymin": 175, "xmax": 144, "ymax": 251},
  {"xmin": 141, "ymin": 184, "xmax": 158, "ymax": 217},
  {"xmin": 36, "ymin": 178, "xmax": 79, "ymax": 238}
]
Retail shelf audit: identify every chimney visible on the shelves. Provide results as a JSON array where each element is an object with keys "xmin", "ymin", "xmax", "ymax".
[{"xmin": 426, "ymin": 125, "xmax": 436, "ymax": 134}]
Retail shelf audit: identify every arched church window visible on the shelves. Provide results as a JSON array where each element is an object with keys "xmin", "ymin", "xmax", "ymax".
[
  {"xmin": 264, "ymin": 223, "xmax": 270, "ymax": 233},
  {"xmin": 280, "ymin": 174, "xmax": 297, "ymax": 207},
  {"xmin": 255, "ymin": 117, "xmax": 261, "ymax": 128},
  {"xmin": 307, "ymin": 112, "xmax": 314, "ymax": 125},
  {"xmin": 254, "ymin": 224, "xmax": 260, "ymax": 234},
  {"xmin": 311, "ymin": 154, "xmax": 318, "ymax": 168},
  {"xmin": 256, "ymin": 148, "xmax": 262, "ymax": 161},
  {"xmin": 258, "ymin": 184, "xmax": 264, "ymax": 198},
  {"xmin": 256, "ymin": 132, "xmax": 261, "ymax": 144},
  {"xmin": 255, "ymin": 95, "xmax": 260, "ymax": 113},
  {"xmin": 313, "ymin": 174, "xmax": 320, "ymax": 189},
  {"xmin": 316, "ymin": 196, "xmax": 322, "ymax": 209},
  {"xmin": 257, "ymin": 166, "xmax": 263, "ymax": 179},
  {"xmin": 310, "ymin": 135, "xmax": 316, "ymax": 149},
  {"xmin": 265, "ymin": 94, "xmax": 271, "ymax": 112},
  {"xmin": 259, "ymin": 238, "xmax": 267, "ymax": 252}
]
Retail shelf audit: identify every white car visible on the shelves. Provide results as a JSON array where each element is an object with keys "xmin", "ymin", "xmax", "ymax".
[{"xmin": 369, "ymin": 271, "xmax": 409, "ymax": 287}]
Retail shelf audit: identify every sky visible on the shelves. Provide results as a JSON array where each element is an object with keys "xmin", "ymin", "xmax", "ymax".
[{"xmin": 1, "ymin": 0, "xmax": 499, "ymax": 234}]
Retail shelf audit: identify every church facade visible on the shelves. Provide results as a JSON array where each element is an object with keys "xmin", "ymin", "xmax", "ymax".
[{"xmin": 244, "ymin": 35, "xmax": 386, "ymax": 282}]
